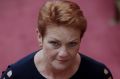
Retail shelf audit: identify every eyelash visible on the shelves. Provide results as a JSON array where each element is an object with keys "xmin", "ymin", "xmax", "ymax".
[
  {"xmin": 48, "ymin": 41, "xmax": 60, "ymax": 47},
  {"xmin": 48, "ymin": 41, "xmax": 78, "ymax": 48},
  {"xmin": 68, "ymin": 42, "xmax": 78, "ymax": 47}
]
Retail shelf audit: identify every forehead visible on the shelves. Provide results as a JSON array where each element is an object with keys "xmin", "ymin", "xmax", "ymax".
[{"xmin": 44, "ymin": 25, "xmax": 81, "ymax": 41}]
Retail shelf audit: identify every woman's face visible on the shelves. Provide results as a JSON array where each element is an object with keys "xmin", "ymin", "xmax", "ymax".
[{"xmin": 38, "ymin": 25, "xmax": 81, "ymax": 70}]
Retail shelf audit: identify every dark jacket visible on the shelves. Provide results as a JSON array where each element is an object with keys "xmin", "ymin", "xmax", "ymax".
[{"xmin": 1, "ymin": 51, "xmax": 113, "ymax": 79}]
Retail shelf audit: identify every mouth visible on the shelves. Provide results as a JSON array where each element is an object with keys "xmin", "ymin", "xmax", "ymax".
[{"xmin": 57, "ymin": 59, "xmax": 69, "ymax": 62}]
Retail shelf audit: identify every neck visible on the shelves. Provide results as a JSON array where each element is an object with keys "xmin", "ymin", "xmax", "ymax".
[{"xmin": 34, "ymin": 51, "xmax": 81, "ymax": 79}]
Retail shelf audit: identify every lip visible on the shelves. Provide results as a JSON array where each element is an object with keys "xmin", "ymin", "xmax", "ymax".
[{"xmin": 57, "ymin": 59, "xmax": 69, "ymax": 62}]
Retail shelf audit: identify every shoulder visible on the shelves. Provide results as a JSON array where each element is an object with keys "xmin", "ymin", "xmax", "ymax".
[
  {"xmin": 79, "ymin": 53, "xmax": 113, "ymax": 79},
  {"xmin": 80, "ymin": 54, "xmax": 105, "ymax": 69},
  {"xmin": 12, "ymin": 52, "xmax": 36, "ymax": 69},
  {"xmin": 1, "ymin": 51, "xmax": 36, "ymax": 79}
]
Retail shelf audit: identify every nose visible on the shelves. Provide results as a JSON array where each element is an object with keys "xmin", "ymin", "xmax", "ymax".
[{"xmin": 58, "ymin": 46, "xmax": 69, "ymax": 58}]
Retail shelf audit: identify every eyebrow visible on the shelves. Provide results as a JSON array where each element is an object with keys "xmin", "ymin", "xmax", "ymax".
[
  {"xmin": 70, "ymin": 39, "xmax": 80, "ymax": 41},
  {"xmin": 49, "ymin": 37, "xmax": 79, "ymax": 42},
  {"xmin": 48, "ymin": 37, "xmax": 60, "ymax": 42}
]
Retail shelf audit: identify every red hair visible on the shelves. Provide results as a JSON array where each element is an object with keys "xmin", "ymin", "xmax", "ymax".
[{"xmin": 38, "ymin": 0, "xmax": 87, "ymax": 38}]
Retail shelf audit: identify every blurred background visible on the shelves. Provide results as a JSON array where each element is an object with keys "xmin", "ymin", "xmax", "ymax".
[{"xmin": 0, "ymin": 0, "xmax": 120, "ymax": 79}]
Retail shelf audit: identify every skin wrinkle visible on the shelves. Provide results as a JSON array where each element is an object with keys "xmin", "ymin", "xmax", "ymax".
[{"xmin": 35, "ymin": 25, "xmax": 81, "ymax": 79}]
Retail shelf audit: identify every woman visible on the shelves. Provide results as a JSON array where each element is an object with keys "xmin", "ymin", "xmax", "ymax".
[{"xmin": 1, "ymin": 0, "xmax": 113, "ymax": 79}]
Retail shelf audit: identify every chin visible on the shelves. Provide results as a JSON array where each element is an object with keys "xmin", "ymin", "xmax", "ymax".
[
  {"xmin": 52, "ymin": 60, "xmax": 70, "ymax": 70},
  {"xmin": 53, "ymin": 64, "xmax": 67, "ymax": 70}
]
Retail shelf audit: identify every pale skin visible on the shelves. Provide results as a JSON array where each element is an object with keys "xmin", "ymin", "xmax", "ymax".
[{"xmin": 34, "ymin": 24, "xmax": 82, "ymax": 79}]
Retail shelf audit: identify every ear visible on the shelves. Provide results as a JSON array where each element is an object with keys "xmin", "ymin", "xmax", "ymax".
[{"xmin": 36, "ymin": 28, "xmax": 43, "ymax": 48}]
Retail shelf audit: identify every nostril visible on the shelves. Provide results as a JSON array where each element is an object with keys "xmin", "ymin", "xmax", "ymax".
[
  {"xmin": 58, "ymin": 46, "xmax": 69, "ymax": 57},
  {"xmin": 58, "ymin": 51, "xmax": 69, "ymax": 58}
]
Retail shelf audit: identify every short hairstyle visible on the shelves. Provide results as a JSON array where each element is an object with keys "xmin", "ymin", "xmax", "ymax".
[{"xmin": 38, "ymin": 0, "xmax": 87, "ymax": 38}]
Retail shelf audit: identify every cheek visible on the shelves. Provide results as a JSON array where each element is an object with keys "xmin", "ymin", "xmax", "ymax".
[
  {"xmin": 75, "ymin": 44, "xmax": 80, "ymax": 51},
  {"xmin": 70, "ymin": 46, "xmax": 80, "ymax": 55},
  {"xmin": 43, "ymin": 43, "xmax": 58, "ymax": 59},
  {"xmin": 43, "ymin": 43, "xmax": 56, "ymax": 53}
]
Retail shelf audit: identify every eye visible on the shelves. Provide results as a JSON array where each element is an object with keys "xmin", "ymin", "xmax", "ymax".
[
  {"xmin": 68, "ymin": 42, "xmax": 78, "ymax": 47},
  {"xmin": 48, "ymin": 41, "xmax": 60, "ymax": 47}
]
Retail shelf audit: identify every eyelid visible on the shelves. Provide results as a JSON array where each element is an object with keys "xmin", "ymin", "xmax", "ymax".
[
  {"xmin": 48, "ymin": 41, "xmax": 59, "ymax": 44},
  {"xmin": 70, "ymin": 41, "xmax": 78, "ymax": 44},
  {"xmin": 68, "ymin": 42, "xmax": 78, "ymax": 47},
  {"xmin": 48, "ymin": 41, "xmax": 61, "ymax": 47}
]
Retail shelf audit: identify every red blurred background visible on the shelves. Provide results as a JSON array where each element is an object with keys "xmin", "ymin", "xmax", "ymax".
[{"xmin": 0, "ymin": 0, "xmax": 120, "ymax": 79}]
